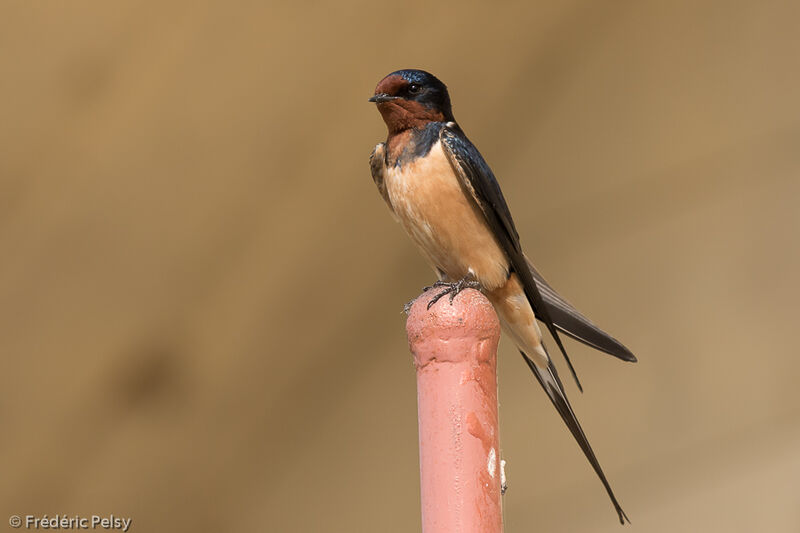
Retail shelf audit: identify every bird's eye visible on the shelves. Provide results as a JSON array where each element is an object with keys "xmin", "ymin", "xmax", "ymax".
[{"xmin": 407, "ymin": 83, "xmax": 421, "ymax": 94}]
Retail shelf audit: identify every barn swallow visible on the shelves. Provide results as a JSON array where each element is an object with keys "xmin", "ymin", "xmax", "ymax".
[{"xmin": 369, "ymin": 69, "xmax": 636, "ymax": 524}]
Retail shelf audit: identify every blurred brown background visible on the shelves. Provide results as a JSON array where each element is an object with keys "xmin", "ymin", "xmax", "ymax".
[{"xmin": 1, "ymin": 1, "xmax": 799, "ymax": 532}]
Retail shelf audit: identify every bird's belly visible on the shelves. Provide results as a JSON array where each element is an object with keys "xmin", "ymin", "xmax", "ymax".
[{"xmin": 385, "ymin": 142, "xmax": 509, "ymax": 289}]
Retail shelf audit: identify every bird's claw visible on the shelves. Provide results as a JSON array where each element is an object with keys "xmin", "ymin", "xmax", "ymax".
[
  {"xmin": 426, "ymin": 277, "xmax": 482, "ymax": 310},
  {"xmin": 422, "ymin": 280, "xmax": 450, "ymax": 292},
  {"xmin": 404, "ymin": 281, "xmax": 453, "ymax": 313},
  {"xmin": 404, "ymin": 278, "xmax": 481, "ymax": 313}
]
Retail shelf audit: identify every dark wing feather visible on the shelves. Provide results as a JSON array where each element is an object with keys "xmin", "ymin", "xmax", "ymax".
[
  {"xmin": 440, "ymin": 123, "xmax": 630, "ymax": 521},
  {"xmin": 528, "ymin": 259, "xmax": 637, "ymax": 362},
  {"xmin": 520, "ymin": 347, "xmax": 629, "ymax": 524},
  {"xmin": 369, "ymin": 143, "xmax": 394, "ymax": 213},
  {"xmin": 439, "ymin": 124, "xmax": 583, "ymax": 389}
]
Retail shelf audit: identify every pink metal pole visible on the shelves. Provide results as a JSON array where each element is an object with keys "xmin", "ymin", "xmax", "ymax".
[{"xmin": 406, "ymin": 288, "xmax": 503, "ymax": 533}]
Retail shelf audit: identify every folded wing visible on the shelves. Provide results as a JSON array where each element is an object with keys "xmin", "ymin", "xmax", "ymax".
[{"xmin": 529, "ymin": 259, "xmax": 637, "ymax": 362}]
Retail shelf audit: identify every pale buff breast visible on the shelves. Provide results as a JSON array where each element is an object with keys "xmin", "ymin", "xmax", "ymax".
[{"xmin": 384, "ymin": 141, "xmax": 509, "ymax": 290}]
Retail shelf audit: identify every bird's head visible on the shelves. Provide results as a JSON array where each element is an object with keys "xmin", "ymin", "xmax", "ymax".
[{"xmin": 369, "ymin": 69, "xmax": 454, "ymax": 133}]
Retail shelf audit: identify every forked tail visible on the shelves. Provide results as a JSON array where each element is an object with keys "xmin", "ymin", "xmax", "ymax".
[{"xmin": 520, "ymin": 348, "xmax": 630, "ymax": 524}]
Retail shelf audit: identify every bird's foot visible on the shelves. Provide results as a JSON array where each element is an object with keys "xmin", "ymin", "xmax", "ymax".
[
  {"xmin": 426, "ymin": 277, "xmax": 482, "ymax": 310},
  {"xmin": 403, "ymin": 281, "xmax": 454, "ymax": 314},
  {"xmin": 422, "ymin": 280, "xmax": 451, "ymax": 292}
]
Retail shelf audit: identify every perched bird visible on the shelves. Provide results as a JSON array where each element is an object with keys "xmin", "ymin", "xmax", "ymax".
[{"xmin": 368, "ymin": 69, "xmax": 636, "ymax": 524}]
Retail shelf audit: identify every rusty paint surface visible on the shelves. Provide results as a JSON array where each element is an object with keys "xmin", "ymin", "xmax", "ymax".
[{"xmin": 407, "ymin": 288, "xmax": 503, "ymax": 533}]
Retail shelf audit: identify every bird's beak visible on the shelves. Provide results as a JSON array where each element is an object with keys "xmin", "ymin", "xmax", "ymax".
[{"xmin": 369, "ymin": 93, "xmax": 398, "ymax": 103}]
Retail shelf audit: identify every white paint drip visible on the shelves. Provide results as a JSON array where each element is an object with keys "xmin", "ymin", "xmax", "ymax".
[
  {"xmin": 488, "ymin": 447, "xmax": 497, "ymax": 478},
  {"xmin": 500, "ymin": 459, "xmax": 507, "ymax": 495}
]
